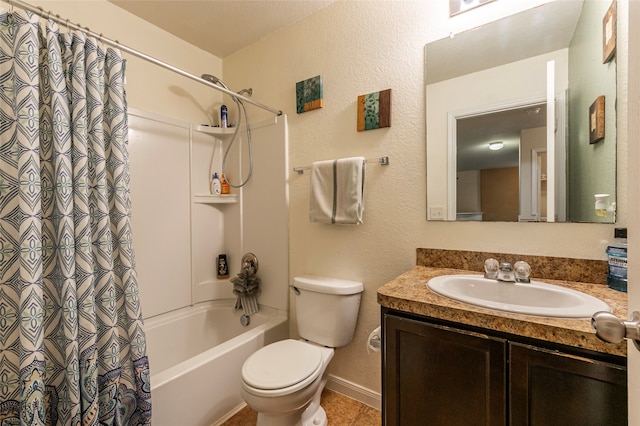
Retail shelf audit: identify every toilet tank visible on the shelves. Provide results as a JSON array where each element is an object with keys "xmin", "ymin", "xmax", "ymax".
[{"xmin": 293, "ymin": 275, "xmax": 364, "ymax": 347}]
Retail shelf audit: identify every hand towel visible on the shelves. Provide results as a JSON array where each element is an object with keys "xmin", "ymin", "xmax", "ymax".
[
  {"xmin": 231, "ymin": 267, "xmax": 260, "ymax": 316},
  {"xmin": 309, "ymin": 156, "xmax": 365, "ymax": 224}
]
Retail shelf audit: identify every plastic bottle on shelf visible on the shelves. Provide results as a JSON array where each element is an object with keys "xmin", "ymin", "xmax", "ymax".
[
  {"xmin": 220, "ymin": 105, "xmax": 228, "ymax": 128},
  {"xmin": 212, "ymin": 172, "xmax": 221, "ymax": 195},
  {"xmin": 221, "ymin": 173, "xmax": 230, "ymax": 195}
]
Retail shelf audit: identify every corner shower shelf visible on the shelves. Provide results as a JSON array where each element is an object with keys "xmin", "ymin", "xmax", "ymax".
[
  {"xmin": 194, "ymin": 124, "xmax": 237, "ymax": 137},
  {"xmin": 193, "ymin": 194, "xmax": 238, "ymax": 204}
]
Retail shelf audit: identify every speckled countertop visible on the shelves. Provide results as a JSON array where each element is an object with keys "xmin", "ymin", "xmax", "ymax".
[{"xmin": 377, "ymin": 249, "xmax": 628, "ymax": 357}]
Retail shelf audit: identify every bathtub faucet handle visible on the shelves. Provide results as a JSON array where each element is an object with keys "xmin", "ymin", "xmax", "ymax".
[{"xmin": 241, "ymin": 253, "xmax": 259, "ymax": 274}]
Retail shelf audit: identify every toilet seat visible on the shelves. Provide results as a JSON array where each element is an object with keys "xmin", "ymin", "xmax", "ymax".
[{"xmin": 242, "ymin": 339, "xmax": 324, "ymax": 397}]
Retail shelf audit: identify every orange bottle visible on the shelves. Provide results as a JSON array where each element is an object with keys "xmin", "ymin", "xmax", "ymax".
[{"xmin": 221, "ymin": 173, "xmax": 230, "ymax": 195}]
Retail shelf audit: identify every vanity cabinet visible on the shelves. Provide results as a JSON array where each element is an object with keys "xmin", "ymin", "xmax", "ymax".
[
  {"xmin": 382, "ymin": 308, "xmax": 627, "ymax": 426},
  {"xmin": 510, "ymin": 343, "xmax": 627, "ymax": 425}
]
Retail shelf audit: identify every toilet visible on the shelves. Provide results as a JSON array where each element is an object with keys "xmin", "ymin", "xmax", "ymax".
[{"xmin": 240, "ymin": 275, "xmax": 364, "ymax": 426}]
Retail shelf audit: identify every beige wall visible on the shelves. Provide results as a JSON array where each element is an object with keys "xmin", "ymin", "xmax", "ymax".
[
  {"xmin": 25, "ymin": 0, "xmax": 631, "ymax": 404},
  {"xmin": 225, "ymin": 0, "xmax": 626, "ymax": 396},
  {"xmin": 32, "ymin": 1, "xmax": 223, "ymax": 124}
]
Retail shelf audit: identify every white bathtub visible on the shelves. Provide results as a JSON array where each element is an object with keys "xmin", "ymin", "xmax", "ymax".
[{"xmin": 145, "ymin": 301, "xmax": 288, "ymax": 426}]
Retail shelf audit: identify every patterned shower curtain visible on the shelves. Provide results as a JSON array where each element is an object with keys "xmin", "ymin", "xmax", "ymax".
[{"xmin": 0, "ymin": 9, "xmax": 151, "ymax": 425}]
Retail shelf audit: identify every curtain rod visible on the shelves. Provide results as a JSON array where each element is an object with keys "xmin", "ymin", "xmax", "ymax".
[{"xmin": 2, "ymin": 0, "xmax": 283, "ymax": 117}]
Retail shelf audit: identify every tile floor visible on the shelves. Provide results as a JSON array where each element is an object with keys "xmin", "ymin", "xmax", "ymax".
[{"xmin": 221, "ymin": 389, "xmax": 381, "ymax": 426}]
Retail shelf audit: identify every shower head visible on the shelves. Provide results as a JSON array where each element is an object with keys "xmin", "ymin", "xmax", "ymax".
[
  {"xmin": 201, "ymin": 73, "xmax": 230, "ymax": 90},
  {"xmin": 202, "ymin": 74, "xmax": 253, "ymax": 98}
]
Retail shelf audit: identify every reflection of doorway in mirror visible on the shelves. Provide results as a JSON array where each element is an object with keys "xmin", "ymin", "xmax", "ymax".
[
  {"xmin": 535, "ymin": 151, "xmax": 548, "ymax": 221},
  {"xmin": 520, "ymin": 128, "xmax": 547, "ymax": 222}
]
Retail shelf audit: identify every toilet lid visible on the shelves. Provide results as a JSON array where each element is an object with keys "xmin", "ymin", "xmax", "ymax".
[{"xmin": 242, "ymin": 339, "xmax": 323, "ymax": 390}]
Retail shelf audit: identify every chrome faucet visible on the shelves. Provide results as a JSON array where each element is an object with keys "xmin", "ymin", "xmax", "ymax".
[
  {"xmin": 497, "ymin": 262, "xmax": 515, "ymax": 282},
  {"xmin": 484, "ymin": 258, "xmax": 531, "ymax": 283}
]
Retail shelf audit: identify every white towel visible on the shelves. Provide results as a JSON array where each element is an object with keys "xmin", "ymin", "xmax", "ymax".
[{"xmin": 309, "ymin": 156, "xmax": 365, "ymax": 224}]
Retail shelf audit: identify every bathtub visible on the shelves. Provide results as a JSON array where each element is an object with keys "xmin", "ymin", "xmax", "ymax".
[{"xmin": 145, "ymin": 301, "xmax": 288, "ymax": 426}]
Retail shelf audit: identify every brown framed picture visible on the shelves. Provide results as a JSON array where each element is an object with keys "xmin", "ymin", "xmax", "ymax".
[
  {"xmin": 589, "ymin": 96, "xmax": 605, "ymax": 144},
  {"xmin": 603, "ymin": 0, "xmax": 616, "ymax": 63}
]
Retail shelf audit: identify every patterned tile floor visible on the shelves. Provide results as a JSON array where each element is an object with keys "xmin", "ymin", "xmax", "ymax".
[{"xmin": 221, "ymin": 389, "xmax": 381, "ymax": 425}]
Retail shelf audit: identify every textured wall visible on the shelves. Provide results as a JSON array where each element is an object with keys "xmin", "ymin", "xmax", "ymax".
[{"xmin": 224, "ymin": 0, "xmax": 626, "ymax": 396}]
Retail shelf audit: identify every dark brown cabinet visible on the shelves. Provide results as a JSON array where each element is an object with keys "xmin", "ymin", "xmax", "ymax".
[
  {"xmin": 382, "ymin": 308, "xmax": 627, "ymax": 426},
  {"xmin": 510, "ymin": 343, "xmax": 627, "ymax": 425}
]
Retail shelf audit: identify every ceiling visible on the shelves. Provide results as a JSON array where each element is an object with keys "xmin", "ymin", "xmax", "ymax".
[
  {"xmin": 109, "ymin": 0, "xmax": 334, "ymax": 58},
  {"xmin": 425, "ymin": 1, "xmax": 583, "ymax": 84},
  {"xmin": 456, "ymin": 104, "xmax": 547, "ymax": 172}
]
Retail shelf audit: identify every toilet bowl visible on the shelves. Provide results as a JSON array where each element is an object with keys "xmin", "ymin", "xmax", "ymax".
[
  {"xmin": 241, "ymin": 339, "xmax": 334, "ymax": 426},
  {"xmin": 240, "ymin": 275, "xmax": 363, "ymax": 426}
]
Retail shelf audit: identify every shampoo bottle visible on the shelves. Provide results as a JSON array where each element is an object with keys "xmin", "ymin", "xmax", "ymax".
[
  {"xmin": 220, "ymin": 105, "xmax": 228, "ymax": 128},
  {"xmin": 217, "ymin": 254, "xmax": 229, "ymax": 279},
  {"xmin": 212, "ymin": 172, "xmax": 221, "ymax": 195}
]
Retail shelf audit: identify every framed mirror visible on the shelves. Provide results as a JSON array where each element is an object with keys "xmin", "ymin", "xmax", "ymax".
[{"xmin": 426, "ymin": 0, "xmax": 617, "ymax": 223}]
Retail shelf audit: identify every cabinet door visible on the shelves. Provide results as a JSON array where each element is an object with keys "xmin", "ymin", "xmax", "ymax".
[
  {"xmin": 510, "ymin": 343, "xmax": 627, "ymax": 426},
  {"xmin": 383, "ymin": 314, "xmax": 507, "ymax": 426}
]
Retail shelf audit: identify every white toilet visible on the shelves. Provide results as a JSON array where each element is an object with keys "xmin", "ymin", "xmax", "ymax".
[{"xmin": 240, "ymin": 275, "xmax": 364, "ymax": 426}]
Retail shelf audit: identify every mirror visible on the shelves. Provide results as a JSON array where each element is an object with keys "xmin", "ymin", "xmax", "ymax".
[{"xmin": 426, "ymin": 0, "xmax": 617, "ymax": 223}]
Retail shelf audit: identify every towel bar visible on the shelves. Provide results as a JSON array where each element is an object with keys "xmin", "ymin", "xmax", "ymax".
[{"xmin": 293, "ymin": 156, "xmax": 389, "ymax": 175}]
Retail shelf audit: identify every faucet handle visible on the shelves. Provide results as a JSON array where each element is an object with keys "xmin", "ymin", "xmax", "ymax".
[
  {"xmin": 484, "ymin": 258, "xmax": 499, "ymax": 279},
  {"xmin": 514, "ymin": 261, "xmax": 531, "ymax": 283}
]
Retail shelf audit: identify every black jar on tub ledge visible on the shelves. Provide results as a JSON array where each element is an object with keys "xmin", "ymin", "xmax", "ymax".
[{"xmin": 217, "ymin": 254, "xmax": 229, "ymax": 279}]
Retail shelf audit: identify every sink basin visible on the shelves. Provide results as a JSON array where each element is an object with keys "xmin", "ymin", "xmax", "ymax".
[{"xmin": 427, "ymin": 275, "xmax": 611, "ymax": 318}]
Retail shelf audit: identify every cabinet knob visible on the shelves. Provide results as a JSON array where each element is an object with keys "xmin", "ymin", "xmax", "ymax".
[{"xmin": 592, "ymin": 311, "xmax": 640, "ymax": 350}]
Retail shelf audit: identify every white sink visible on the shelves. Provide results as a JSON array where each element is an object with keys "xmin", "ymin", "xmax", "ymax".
[{"xmin": 427, "ymin": 274, "xmax": 611, "ymax": 318}]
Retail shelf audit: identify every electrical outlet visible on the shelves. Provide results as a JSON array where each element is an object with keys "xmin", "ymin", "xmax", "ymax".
[{"xmin": 430, "ymin": 206, "xmax": 445, "ymax": 220}]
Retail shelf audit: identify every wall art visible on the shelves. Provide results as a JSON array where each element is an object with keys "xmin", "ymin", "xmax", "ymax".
[
  {"xmin": 603, "ymin": 0, "xmax": 616, "ymax": 63},
  {"xmin": 296, "ymin": 75, "xmax": 323, "ymax": 114},
  {"xmin": 589, "ymin": 95, "xmax": 605, "ymax": 144},
  {"xmin": 357, "ymin": 89, "xmax": 391, "ymax": 131}
]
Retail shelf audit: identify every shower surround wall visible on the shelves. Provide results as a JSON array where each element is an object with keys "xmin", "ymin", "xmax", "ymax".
[
  {"xmin": 126, "ymin": 109, "xmax": 289, "ymax": 423},
  {"xmin": 127, "ymin": 109, "xmax": 289, "ymax": 318}
]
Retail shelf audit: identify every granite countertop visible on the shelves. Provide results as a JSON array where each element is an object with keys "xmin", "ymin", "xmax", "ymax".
[{"xmin": 377, "ymin": 266, "xmax": 628, "ymax": 357}]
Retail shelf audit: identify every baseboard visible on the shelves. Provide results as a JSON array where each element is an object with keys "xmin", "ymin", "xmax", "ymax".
[
  {"xmin": 325, "ymin": 374, "xmax": 381, "ymax": 410},
  {"xmin": 210, "ymin": 402, "xmax": 247, "ymax": 426}
]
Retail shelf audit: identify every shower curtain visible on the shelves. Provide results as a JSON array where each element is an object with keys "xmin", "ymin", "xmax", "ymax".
[{"xmin": 0, "ymin": 9, "xmax": 151, "ymax": 425}]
